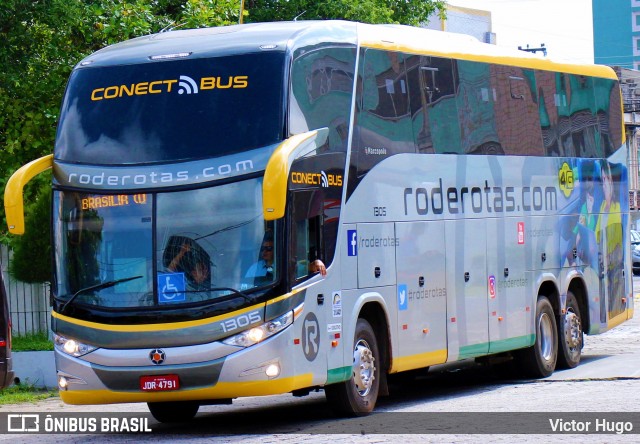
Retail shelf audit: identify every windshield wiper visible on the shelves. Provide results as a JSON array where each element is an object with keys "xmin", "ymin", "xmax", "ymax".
[
  {"xmin": 60, "ymin": 275, "xmax": 143, "ymax": 315},
  {"xmin": 185, "ymin": 287, "xmax": 253, "ymax": 303}
]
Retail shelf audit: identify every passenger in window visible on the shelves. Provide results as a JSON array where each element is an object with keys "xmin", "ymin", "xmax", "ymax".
[
  {"xmin": 306, "ymin": 245, "xmax": 327, "ymax": 277},
  {"xmin": 167, "ymin": 242, "xmax": 211, "ymax": 291},
  {"xmin": 309, "ymin": 258, "xmax": 327, "ymax": 276},
  {"xmin": 245, "ymin": 237, "xmax": 275, "ymax": 280}
]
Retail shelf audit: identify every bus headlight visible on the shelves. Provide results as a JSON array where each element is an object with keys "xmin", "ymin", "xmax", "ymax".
[
  {"xmin": 223, "ymin": 310, "xmax": 294, "ymax": 348},
  {"xmin": 54, "ymin": 334, "xmax": 97, "ymax": 357}
]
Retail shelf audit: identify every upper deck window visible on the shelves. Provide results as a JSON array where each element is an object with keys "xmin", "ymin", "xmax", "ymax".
[{"xmin": 56, "ymin": 52, "xmax": 286, "ymax": 165}]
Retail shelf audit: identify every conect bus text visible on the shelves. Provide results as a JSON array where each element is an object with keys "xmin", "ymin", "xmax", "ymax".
[{"xmin": 403, "ymin": 179, "xmax": 557, "ymax": 216}]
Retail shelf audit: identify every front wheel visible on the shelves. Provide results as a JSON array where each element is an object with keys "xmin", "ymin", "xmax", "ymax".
[
  {"xmin": 147, "ymin": 401, "xmax": 199, "ymax": 423},
  {"xmin": 556, "ymin": 291, "xmax": 583, "ymax": 369},
  {"xmin": 325, "ymin": 318, "xmax": 380, "ymax": 416},
  {"xmin": 516, "ymin": 296, "xmax": 558, "ymax": 378}
]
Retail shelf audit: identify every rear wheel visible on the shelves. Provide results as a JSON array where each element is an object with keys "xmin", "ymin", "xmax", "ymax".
[
  {"xmin": 516, "ymin": 296, "xmax": 558, "ymax": 378},
  {"xmin": 556, "ymin": 291, "xmax": 583, "ymax": 369},
  {"xmin": 325, "ymin": 318, "xmax": 380, "ymax": 416},
  {"xmin": 147, "ymin": 401, "xmax": 199, "ymax": 423}
]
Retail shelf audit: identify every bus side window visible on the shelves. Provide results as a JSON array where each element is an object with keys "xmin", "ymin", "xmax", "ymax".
[
  {"xmin": 289, "ymin": 46, "xmax": 356, "ymax": 152},
  {"xmin": 492, "ymin": 66, "xmax": 544, "ymax": 156},
  {"xmin": 354, "ymin": 49, "xmax": 414, "ymax": 178},
  {"xmin": 406, "ymin": 55, "xmax": 458, "ymax": 154},
  {"xmin": 290, "ymin": 190, "xmax": 324, "ymax": 281}
]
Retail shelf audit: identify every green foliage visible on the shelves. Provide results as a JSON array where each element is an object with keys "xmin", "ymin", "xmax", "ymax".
[
  {"xmin": 0, "ymin": 0, "xmax": 444, "ymax": 283},
  {"xmin": 11, "ymin": 331, "xmax": 54, "ymax": 352},
  {"xmin": 244, "ymin": 0, "xmax": 447, "ymax": 25},
  {"xmin": 0, "ymin": 383, "xmax": 58, "ymax": 404},
  {"xmin": 8, "ymin": 179, "xmax": 52, "ymax": 283}
]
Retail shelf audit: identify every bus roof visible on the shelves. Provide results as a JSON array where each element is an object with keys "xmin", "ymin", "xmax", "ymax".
[
  {"xmin": 77, "ymin": 20, "xmax": 617, "ymax": 80},
  {"xmin": 357, "ymin": 22, "xmax": 617, "ymax": 80},
  {"xmin": 76, "ymin": 21, "xmax": 356, "ymax": 68}
]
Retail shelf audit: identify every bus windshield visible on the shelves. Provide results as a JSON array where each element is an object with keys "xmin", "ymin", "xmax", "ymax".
[
  {"xmin": 55, "ymin": 52, "xmax": 286, "ymax": 164},
  {"xmin": 53, "ymin": 178, "xmax": 279, "ymax": 309}
]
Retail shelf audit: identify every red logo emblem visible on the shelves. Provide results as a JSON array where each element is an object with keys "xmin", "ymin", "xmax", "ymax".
[{"xmin": 149, "ymin": 349, "xmax": 165, "ymax": 365}]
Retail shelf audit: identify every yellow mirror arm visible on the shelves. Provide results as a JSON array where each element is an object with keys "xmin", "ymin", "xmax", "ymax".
[
  {"xmin": 262, "ymin": 129, "xmax": 328, "ymax": 220},
  {"xmin": 4, "ymin": 154, "xmax": 53, "ymax": 235}
]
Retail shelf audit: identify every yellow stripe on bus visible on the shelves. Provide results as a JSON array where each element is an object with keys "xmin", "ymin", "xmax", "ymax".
[
  {"xmin": 59, "ymin": 373, "xmax": 314, "ymax": 405},
  {"xmin": 390, "ymin": 349, "xmax": 448, "ymax": 373},
  {"xmin": 52, "ymin": 288, "xmax": 304, "ymax": 333},
  {"xmin": 607, "ymin": 309, "xmax": 634, "ymax": 330}
]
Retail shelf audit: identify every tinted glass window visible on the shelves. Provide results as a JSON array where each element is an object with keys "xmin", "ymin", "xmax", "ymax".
[
  {"xmin": 56, "ymin": 53, "xmax": 286, "ymax": 164},
  {"xmin": 593, "ymin": 77, "xmax": 624, "ymax": 157},
  {"xmin": 354, "ymin": 49, "xmax": 414, "ymax": 178},
  {"xmin": 54, "ymin": 191, "xmax": 154, "ymax": 307},
  {"xmin": 406, "ymin": 55, "xmax": 458, "ymax": 153},
  {"xmin": 491, "ymin": 66, "xmax": 544, "ymax": 155},
  {"xmin": 456, "ymin": 60, "xmax": 502, "ymax": 154},
  {"xmin": 289, "ymin": 46, "xmax": 355, "ymax": 152},
  {"xmin": 568, "ymin": 74, "xmax": 601, "ymax": 158}
]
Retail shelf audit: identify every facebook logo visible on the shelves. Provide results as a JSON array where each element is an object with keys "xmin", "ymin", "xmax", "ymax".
[{"xmin": 347, "ymin": 230, "xmax": 358, "ymax": 256}]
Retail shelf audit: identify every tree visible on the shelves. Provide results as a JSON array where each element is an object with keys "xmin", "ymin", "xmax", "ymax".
[{"xmin": 244, "ymin": 0, "xmax": 446, "ymax": 25}]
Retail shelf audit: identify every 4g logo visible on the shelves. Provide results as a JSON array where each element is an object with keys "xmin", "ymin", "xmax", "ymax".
[{"xmin": 558, "ymin": 162, "xmax": 574, "ymax": 198}]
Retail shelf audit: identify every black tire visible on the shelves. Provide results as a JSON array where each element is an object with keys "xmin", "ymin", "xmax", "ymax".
[
  {"xmin": 556, "ymin": 291, "xmax": 583, "ymax": 369},
  {"xmin": 516, "ymin": 296, "xmax": 558, "ymax": 378},
  {"xmin": 147, "ymin": 401, "xmax": 199, "ymax": 423},
  {"xmin": 325, "ymin": 318, "xmax": 380, "ymax": 417}
]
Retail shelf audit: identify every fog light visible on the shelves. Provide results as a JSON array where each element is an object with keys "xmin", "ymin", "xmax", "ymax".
[
  {"xmin": 265, "ymin": 363, "xmax": 280, "ymax": 378},
  {"xmin": 58, "ymin": 376, "xmax": 68, "ymax": 389}
]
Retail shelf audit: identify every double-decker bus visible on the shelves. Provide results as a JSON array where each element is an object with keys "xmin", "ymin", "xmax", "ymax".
[{"xmin": 4, "ymin": 21, "xmax": 633, "ymax": 421}]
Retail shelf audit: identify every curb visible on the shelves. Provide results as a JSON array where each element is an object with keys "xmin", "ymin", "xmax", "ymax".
[{"xmin": 12, "ymin": 351, "xmax": 57, "ymax": 389}]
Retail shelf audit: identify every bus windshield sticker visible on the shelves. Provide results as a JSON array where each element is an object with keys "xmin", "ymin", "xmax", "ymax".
[{"xmin": 158, "ymin": 273, "xmax": 186, "ymax": 303}]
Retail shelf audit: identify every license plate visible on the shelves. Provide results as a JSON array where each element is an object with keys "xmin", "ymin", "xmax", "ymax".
[{"xmin": 140, "ymin": 374, "xmax": 180, "ymax": 391}]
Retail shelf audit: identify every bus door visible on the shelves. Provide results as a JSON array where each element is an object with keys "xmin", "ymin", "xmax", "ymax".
[
  {"xmin": 445, "ymin": 219, "xmax": 489, "ymax": 360},
  {"xmin": 395, "ymin": 222, "xmax": 447, "ymax": 371},
  {"xmin": 290, "ymin": 189, "xmax": 333, "ymax": 382},
  {"xmin": 487, "ymin": 218, "xmax": 529, "ymax": 352}
]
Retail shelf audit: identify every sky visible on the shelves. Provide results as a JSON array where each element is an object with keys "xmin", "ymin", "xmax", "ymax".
[{"xmin": 447, "ymin": 0, "xmax": 594, "ymax": 64}]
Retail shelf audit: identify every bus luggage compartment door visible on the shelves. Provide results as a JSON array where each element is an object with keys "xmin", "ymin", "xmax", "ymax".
[
  {"xmin": 354, "ymin": 223, "xmax": 397, "ymax": 289},
  {"xmin": 395, "ymin": 221, "xmax": 447, "ymax": 370}
]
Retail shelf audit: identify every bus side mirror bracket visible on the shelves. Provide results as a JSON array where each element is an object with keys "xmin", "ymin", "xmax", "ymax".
[
  {"xmin": 262, "ymin": 128, "xmax": 328, "ymax": 221},
  {"xmin": 4, "ymin": 154, "xmax": 54, "ymax": 235}
]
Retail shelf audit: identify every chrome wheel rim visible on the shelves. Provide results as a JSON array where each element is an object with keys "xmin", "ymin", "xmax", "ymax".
[
  {"xmin": 564, "ymin": 308, "xmax": 582, "ymax": 353},
  {"xmin": 539, "ymin": 312, "xmax": 554, "ymax": 362},
  {"xmin": 352, "ymin": 338, "xmax": 375, "ymax": 397}
]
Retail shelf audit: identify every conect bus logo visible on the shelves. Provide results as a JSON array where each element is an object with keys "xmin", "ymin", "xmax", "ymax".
[
  {"xmin": 90, "ymin": 74, "xmax": 249, "ymax": 101},
  {"xmin": 291, "ymin": 171, "xmax": 343, "ymax": 188},
  {"xmin": 178, "ymin": 75, "xmax": 199, "ymax": 94}
]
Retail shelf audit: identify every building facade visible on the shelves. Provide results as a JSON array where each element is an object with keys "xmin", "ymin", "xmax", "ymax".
[{"xmin": 593, "ymin": 0, "xmax": 640, "ymax": 69}]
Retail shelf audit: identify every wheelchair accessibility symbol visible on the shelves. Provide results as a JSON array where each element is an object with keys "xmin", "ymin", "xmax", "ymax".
[{"xmin": 158, "ymin": 273, "xmax": 186, "ymax": 303}]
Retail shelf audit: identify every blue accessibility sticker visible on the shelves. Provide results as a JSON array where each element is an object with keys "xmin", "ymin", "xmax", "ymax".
[{"xmin": 158, "ymin": 272, "xmax": 186, "ymax": 303}]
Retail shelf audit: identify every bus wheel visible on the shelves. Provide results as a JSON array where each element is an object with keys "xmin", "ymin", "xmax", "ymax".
[
  {"xmin": 325, "ymin": 318, "xmax": 380, "ymax": 416},
  {"xmin": 147, "ymin": 401, "xmax": 199, "ymax": 423},
  {"xmin": 557, "ymin": 291, "xmax": 583, "ymax": 369},
  {"xmin": 517, "ymin": 296, "xmax": 557, "ymax": 378}
]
